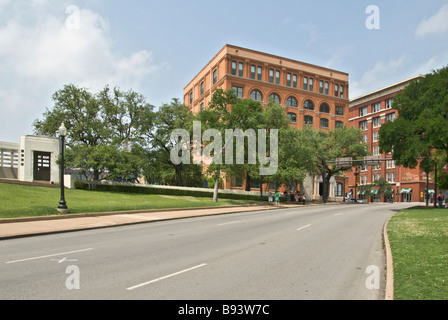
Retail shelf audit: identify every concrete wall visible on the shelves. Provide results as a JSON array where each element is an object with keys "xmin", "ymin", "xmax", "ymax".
[{"xmin": 18, "ymin": 136, "xmax": 60, "ymax": 184}]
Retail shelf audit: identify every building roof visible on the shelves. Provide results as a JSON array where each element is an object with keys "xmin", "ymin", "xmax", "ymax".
[{"xmin": 349, "ymin": 75, "xmax": 424, "ymax": 107}]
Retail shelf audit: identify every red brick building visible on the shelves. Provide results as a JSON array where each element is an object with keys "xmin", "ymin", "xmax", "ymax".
[
  {"xmin": 184, "ymin": 44, "xmax": 350, "ymax": 200},
  {"xmin": 347, "ymin": 75, "xmax": 435, "ymax": 203}
]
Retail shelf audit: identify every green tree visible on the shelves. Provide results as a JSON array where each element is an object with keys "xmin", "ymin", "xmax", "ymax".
[
  {"xmin": 300, "ymin": 126, "xmax": 368, "ymax": 203},
  {"xmin": 146, "ymin": 98, "xmax": 201, "ymax": 187},
  {"xmin": 33, "ymin": 84, "xmax": 153, "ymax": 181},
  {"xmin": 379, "ymin": 67, "xmax": 448, "ymax": 169}
]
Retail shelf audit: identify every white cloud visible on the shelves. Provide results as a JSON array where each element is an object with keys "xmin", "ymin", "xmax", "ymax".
[
  {"xmin": 415, "ymin": 4, "xmax": 448, "ymax": 37},
  {"xmin": 0, "ymin": 2, "xmax": 162, "ymax": 141},
  {"xmin": 415, "ymin": 52, "xmax": 448, "ymax": 75},
  {"xmin": 349, "ymin": 55, "xmax": 408, "ymax": 99}
]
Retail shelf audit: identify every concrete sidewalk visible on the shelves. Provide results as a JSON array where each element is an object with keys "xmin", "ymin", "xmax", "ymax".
[{"xmin": 0, "ymin": 203, "xmax": 310, "ymax": 240}]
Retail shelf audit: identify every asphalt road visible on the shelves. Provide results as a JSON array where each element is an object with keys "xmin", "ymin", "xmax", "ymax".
[{"xmin": 0, "ymin": 202, "xmax": 413, "ymax": 300}]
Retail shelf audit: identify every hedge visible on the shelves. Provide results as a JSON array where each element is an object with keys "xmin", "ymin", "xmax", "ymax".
[{"xmin": 75, "ymin": 181, "xmax": 288, "ymax": 202}]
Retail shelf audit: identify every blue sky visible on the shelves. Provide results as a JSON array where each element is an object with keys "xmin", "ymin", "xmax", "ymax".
[{"xmin": 1, "ymin": 0, "xmax": 448, "ymax": 142}]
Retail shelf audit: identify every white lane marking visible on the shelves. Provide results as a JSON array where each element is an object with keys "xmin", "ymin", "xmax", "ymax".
[
  {"xmin": 334, "ymin": 212, "xmax": 344, "ymax": 216},
  {"xmin": 297, "ymin": 224, "xmax": 311, "ymax": 231},
  {"xmin": 127, "ymin": 263, "xmax": 207, "ymax": 291},
  {"xmin": 217, "ymin": 221, "xmax": 241, "ymax": 226},
  {"xmin": 5, "ymin": 248, "xmax": 93, "ymax": 264}
]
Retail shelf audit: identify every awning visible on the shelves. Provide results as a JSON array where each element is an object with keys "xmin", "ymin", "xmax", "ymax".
[
  {"xmin": 400, "ymin": 188, "xmax": 412, "ymax": 194},
  {"xmin": 426, "ymin": 189, "xmax": 435, "ymax": 194},
  {"xmin": 357, "ymin": 190, "xmax": 365, "ymax": 195},
  {"xmin": 371, "ymin": 190, "xmax": 378, "ymax": 195}
]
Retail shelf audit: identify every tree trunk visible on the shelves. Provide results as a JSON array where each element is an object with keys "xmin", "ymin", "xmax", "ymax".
[
  {"xmin": 174, "ymin": 164, "xmax": 183, "ymax": 186},
  {"xmin": 213, "ymin": 168, "xmax": 220, "ymax": 203}
]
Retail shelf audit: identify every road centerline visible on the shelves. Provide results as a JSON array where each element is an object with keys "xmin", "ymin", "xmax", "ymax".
[
  {"xmin": 126, "ymin": 263, "xmax": 207, "ymax": 291},
  {"xmin": 5, "ymin": 248, "xmax": 93, "ymax": 264},
  {"xmin": 297, "ymin": 224, "xmax": 311, "ymax": 231}
]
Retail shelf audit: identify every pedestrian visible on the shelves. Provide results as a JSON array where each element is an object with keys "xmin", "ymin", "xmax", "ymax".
[
  {"xmin": 438, "ymin": 194, "xmax": 443, "ymax": 208},
  {"xmin": 275, "ymin": 190, "xmax": 280, "ymax": 206},
  {"xmin": 302, "ymin": 193, "xmax": 306, "ymax": 205}
]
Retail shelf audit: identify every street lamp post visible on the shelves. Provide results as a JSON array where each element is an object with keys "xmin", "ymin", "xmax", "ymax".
[{"xmin": 57, "ymin": 123, "xmax": 68, "ymax": 214}]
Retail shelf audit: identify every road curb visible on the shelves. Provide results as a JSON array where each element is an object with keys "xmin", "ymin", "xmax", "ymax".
[{"xmin": 383, "ymin": 216, "xmax": 394, "ymax": 300}]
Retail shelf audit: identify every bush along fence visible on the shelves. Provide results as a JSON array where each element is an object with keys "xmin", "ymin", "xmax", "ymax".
[{"xmin": 74, "ymin": 180, "xmax": 289, "ymax": 203}]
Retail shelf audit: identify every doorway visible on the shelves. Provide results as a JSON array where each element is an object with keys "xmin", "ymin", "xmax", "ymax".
[{"xmin": 33, "ymin": 151, "xmax": 51, "ymax": 181}]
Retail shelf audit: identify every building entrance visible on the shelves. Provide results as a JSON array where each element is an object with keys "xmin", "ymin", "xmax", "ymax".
[{"xmin": 33, "ymin": 151, "xmax": 51, "ymax": 181}]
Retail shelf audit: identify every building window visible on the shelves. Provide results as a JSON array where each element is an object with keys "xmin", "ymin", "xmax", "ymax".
[
  {"xmin": 231, "ymin": 61, "xmax": 237, "ymax": 75},
  {"xmin": 372, "ymin": 102, "xmax": 381, "ymax": 113},
  {"xmin": 335, "ymin": 84, "xmax": 339, "ymax": 97},
  {"xmin": 309, "ymin": 78, "xmax": 314, "ymax": 91},
  {"xmin": 320, "ymin": 118, "xmax": 329, "ymax": 128},
  {"xmin": 250, "ymin": 65, "xmax": 256, "ymax": 80},
  {"xmin": 373, "ymin": 146, "xmax": 379, "ymax": 156},
  {"xmin": 304, "ymin": 77, "xmax": 308, "ymax": 90},
  {"xmin": 386, "ymin": 113, "xmax": 396, "ymax": 122},
  {"xmin": 335, "ymin": 106, "xmax": 344, "ymax": 116},
  {"xmin": 359, "ymin": 120, "xmax": 368, "ymax": 131},
  {"xmin": 340, "ymin": 86, "xmax": 344, "ymax": 98},
  {"xmin": 250, "ymin": 90, "xmax": 263, "ymax": 102},
  {"xmin": 238, "ymin": 62, "xmax": 244, "ymax": 77},
  {"xmin": 286, "ymin": 97, "xmax": 298, "ymax": 108},
  {"xmin": 387, "ymin": 160, "xmax": 396, "ymax": 169},
  {"xmin": 320, "ymin": 103, "xmax": 330, "ymax": 113},
  {"xmin": 189, "ymin": 92, "xmax": 193, "ymax": 104},
  {"xmin": 386, "ymin": 99, "xmax": 393, "ymax": 109},
  {"xmin": 335, "ymin": 182, "xmax": 343, "ymax": 197},
  {"xmin": 232, "ymin": 86, "xmax": 244, "ymax": 98},
  {"xmin": 276, "ymin": 70, "xmax": 280, "ymax": 84},
  {"xmin": 319, "ymin": 81, "xmax": 324, "ymax": 94},
  {"xmin": 200, "ymin": 102, "xmax": 204, "ymax": 111},
  {"xmin": 293, "ymin": 74, "xmax": 297, "ymax": 88},
  {"xmin": 304, "ymin": 100, "xmax": 314, "ymax": 111},
  {"xmin": 269, "ymin": 93, "xmax": 281, "ymax": 104},
  {"xmin": 200, "ymin": 81, "xmax": 204, "ymax": 95},
  {"xmin": 373, "ymin": 117, "xmax": 381, "ymax": 128},
  {"xmin": 325, "ymin": 82, "xmax": 329, "ymax": 95},
  {"xmin": 373, "ymin": 131, "xmax": 378, "ymax": 142},
  {"xmin": 269, "ymin": 69, "xmax": 274, "ymax": 83},
  {"xmin": 287, "ymin": 73, "xmax": 291, "ymax": 86},
  {"xmin": 257, "ymin": 66, "xmax": 262, "ymax": 81},
  {"xmin": 335, "ymin": 121, "xmax": 344, "ymax": 128},
  {"xmin": 304, "ymin": 115, "xmax": 314, "ymax": 126},
  {"xmin": 287, "ymin": 112, "xmax": 297, "ymax": 123},
  {"xmin": 213, "ymin": 69, "xmax": 217, "ymax": 85},
  {"xmin": 360, "ymin": 106, "xmax": 368, "ymax": 117}
]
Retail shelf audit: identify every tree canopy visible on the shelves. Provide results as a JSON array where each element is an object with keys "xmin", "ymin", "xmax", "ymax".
[{"xmin": 379, "ymin": 66, "xmax": 448, "ymax": 171}]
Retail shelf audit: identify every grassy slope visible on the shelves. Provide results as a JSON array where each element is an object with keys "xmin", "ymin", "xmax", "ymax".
[{"xmin": 0, "ymin": 183, "xmax": 255, "ymax": 219}]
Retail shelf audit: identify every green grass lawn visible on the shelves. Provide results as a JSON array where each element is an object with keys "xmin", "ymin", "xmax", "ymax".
[
  {"xmin": 387, "ymin": 206, "xmax": 448, "ymax": 300},
  {"xmin": 0, "ymin": 183, "xmax": 257, "ymax": 219}
]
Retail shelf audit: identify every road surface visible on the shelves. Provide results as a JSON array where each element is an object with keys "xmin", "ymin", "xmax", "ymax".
[{"xmin": 0, "ymin": 202, "xmax": 412, "ymax": 300}]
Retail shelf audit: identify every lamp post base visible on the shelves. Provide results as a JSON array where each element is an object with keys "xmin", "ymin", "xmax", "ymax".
[{"xmin": 57, "ymin": 208, "xmax": 69, "ymax": 214}]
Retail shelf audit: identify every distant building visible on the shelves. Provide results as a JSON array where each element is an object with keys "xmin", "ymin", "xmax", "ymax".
[
  {"xmin": 347, "ymin": 75, "xmax": 435, "ymax": 203},
  {"xmin": 184, "ymin": 44, "xmax": 350, "ymax": 200}
]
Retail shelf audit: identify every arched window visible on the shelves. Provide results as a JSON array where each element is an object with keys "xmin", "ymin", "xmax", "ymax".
[
  {"xmin": 287, "ymin": 112, "xmax": 297, "ymax": 123},
  {"xmin": 250, "ymin": 90, "xmax": 263, "ymax": 102},
  {"xmin": 303, "ymin": 100, "xmax": 314, "ymax": 111},
  {"xmin": 269, "ymin": 93, "xmax": 281, "ymax": 104},
  {"xmin": 336, "ymin": 121, "xmax": 344, "ymax": 129},
  {"xmin": 304, "ymin": 115, "xmax": 314, "ymax": 126},
  {"xmin": 320, "ymin": 103, "xmax": 330, "ymax": 113},
  {"xmin": 320, "ymin": 118, "xmax": 329, "ymax": 128},
  {"xmin": 286, "ymin": 97, "xmax": 298, "ymax": 108}
]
